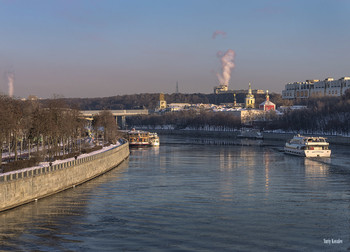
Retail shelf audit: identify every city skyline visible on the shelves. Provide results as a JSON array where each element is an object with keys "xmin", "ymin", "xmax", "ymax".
[{"xmin": 0, "ymin": 0, "xmax": 349, "ymax": 98}]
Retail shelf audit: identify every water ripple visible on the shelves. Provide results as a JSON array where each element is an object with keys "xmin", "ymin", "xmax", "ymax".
[{"xmin": 1, "ymin": 136, "xmax": 350, "ymax": 251}]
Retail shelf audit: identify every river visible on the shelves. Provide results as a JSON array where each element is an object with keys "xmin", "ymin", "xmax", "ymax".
[{"xmin": 0, "ymin": 135, "xmax": 349, "ymax": 251}]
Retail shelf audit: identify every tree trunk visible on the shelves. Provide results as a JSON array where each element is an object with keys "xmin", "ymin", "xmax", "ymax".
[
  {"xmin": 0, "ymin": 147, "xmax": 2, "ymax": 167},
  {"xmin": 14, "ymin": 134, "xmax": 18, "ymax": 161},
  {"xmin": 8, "ymin": 135, "xmax": 11, "ymax": 162},
  {"xmin": 28, "ymin": 139, "xmax": 31, "ymax": 159},
  {"xmin": 62, "ymin": 137, "xmax": 65, "ymax": 156}
]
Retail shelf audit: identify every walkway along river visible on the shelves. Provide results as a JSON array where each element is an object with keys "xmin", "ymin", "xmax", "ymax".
[
  {"xmin": 0, "ymin": 135, "xmax": 349, "ymax": 251},
  {"xmin": 0, "ymin": 141, "xmax": 130, "ymax": 212}
]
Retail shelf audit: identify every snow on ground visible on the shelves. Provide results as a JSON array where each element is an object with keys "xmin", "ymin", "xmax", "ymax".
[{"xmin": 0, "ymin": 140, "xmax": 123, "ymax": 177}]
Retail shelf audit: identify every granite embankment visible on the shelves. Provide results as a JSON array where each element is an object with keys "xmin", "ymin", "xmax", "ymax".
[
  {"xmin": 0, "ymin": 142, "xmax": 129, "ymax": 212},
  {"xmin": 152, "ymin": 129, "xmax": 350, "ymax": 145}
]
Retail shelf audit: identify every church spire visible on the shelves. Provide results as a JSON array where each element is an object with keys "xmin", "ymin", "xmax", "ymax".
[
  {"xmin": 245, "ymin": 82, "xmax": 255, "ymax": 109},
  {"xmin": 266, "ymin": 90, "xmax": 269, "ymax": 101}
]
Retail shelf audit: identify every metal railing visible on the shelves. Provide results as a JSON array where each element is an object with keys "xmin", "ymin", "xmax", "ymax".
[{"xmin": 0, "ymin": 141, "xmax": 126, "ymax": 183}]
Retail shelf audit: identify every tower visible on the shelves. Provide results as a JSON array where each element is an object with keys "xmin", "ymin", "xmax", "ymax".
[
  {"xmin": 158, "ymin": 93, "xmax": 167, "ymax": 110},
  {"xmin": 233, "ymin": 93, "xmax": 237, "ymax": 107},
  {"xmin": 245, "ymin": 83, "xmax": 255, "ymax": 108}
]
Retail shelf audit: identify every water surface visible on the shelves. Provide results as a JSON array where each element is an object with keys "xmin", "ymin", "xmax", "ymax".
[{"xmin": 0, "ymin": 135, "xmax": 349, "ymax": 251}]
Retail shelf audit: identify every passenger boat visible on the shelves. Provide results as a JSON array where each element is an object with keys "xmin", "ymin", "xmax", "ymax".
[
  {"xmin": 127, "ymin": 129, "xmax": 160, "ymax": 146},
  {"xmin": 149, "ymin": 133, "xmax": 160, "ymax": 146},
  {"xmin": 284, "ymin": 134, "xmax": 331, "ymax": 157}
]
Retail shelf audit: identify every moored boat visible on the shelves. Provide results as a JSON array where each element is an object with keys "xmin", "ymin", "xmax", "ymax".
[
  {"xmin": 149, "ymin": 133, "xmax": 160, "ymax": 146},
  {"xmin": 127, "ymin": 129, "xmax": 160, "ymax": 146},
  {"xmin": 284, "ymin": 134, "xmax": 331, "ymax": 157},
  {"xmin": 127, "ymin": 129, "xmax": 150, "ymax": 146}
]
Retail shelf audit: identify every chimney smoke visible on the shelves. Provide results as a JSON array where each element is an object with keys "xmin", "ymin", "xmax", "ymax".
[
  {"xmin": 216, "ymin": 49, "xmax": 235, "ymax": 87},
  {"xmin": 6, "ymin": 72, "xmax": 14, "ymax": 98}
]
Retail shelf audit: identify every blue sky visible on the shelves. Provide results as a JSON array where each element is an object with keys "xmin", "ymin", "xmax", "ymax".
[{"xmin": 0, "ymin": 0, "xmax": 349, "ymax": 98}]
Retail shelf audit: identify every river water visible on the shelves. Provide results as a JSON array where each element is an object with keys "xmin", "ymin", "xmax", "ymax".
[{"xmin": 0, "ymin": 135, "xmax": 350, "ymax": 251}]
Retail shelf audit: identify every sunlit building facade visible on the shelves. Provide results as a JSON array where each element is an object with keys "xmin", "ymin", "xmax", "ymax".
[{"xmin": 282, "ymin": 77, "xmax": 350, "ymax": 99}]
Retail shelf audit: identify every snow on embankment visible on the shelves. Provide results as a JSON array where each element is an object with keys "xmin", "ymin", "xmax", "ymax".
[{"xmin": 0, "ymin": 140, "xmax": 123, "ymax": 178}]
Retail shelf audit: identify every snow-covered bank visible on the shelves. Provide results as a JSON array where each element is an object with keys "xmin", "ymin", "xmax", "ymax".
[{"xmin": 1, "ymin": 140, "xmax": 123, "ymax": 177}]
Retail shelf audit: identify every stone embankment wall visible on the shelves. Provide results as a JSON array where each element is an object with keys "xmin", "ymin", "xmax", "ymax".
[
  {"xmin": 154, "ymin": 129, "xmax": 350, "ymax": 145},
  {"xmin": 0, "ymin": 142, "xmax": 129, "ymax": 212}
]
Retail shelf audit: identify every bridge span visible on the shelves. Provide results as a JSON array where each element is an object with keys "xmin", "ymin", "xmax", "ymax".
[{"xmin": 81, "ymin": 109, "xmax": 149, "ymax": 128}]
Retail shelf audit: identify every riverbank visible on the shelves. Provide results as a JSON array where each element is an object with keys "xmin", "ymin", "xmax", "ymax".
[
  {"xmin": 0, "ymin": 140, "xmax": 130, "ymax": 212},
  {"xmin": 150, "ymin": 129, "xmax": 350, "ymax": 145}
]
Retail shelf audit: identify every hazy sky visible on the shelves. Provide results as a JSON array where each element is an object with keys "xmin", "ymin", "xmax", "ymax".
[{"xmin": 1, "ymin": 0, "xmax": 349, "ymax": 98}]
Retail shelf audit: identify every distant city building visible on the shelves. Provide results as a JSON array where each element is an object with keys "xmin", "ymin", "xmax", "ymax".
[
  {"xmin": 214, "ymin": 84, "xmax": 264, "ymax": 95},
  {"xmin": 245, "ymin": 83, "xmax": 255, "ymax": 108},
  {"xmin": 230, "ymin": 87, "xmax": 277, "ymax": 124},
  {"xmin": 282, "ymin": 77, "xmax": 350, "ymax": 99},
  {"xmin": 27, "ymin": 95, "xmax": 39, "ymax": 101},
  {"xmin": 168, "ymin": 103, "xmax": 191, "ymax": 111},
  {"xmin": 259, "ymin": 90, "xmax": 276, "ymax": 111},
  {"xmin": 153, "ymin": 85, "xmax": 277, "ymax": 125},
  {"xmin": 231, "ymin": 109, "xmax": 265, "ymax": 124},
  {"xmin": 214, "ymin": 84, "xmax": 228, "ymax": 94}
]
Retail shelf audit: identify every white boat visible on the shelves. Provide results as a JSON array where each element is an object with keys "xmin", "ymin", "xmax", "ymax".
[
  {"xmin": 284, "ymin": 135, "xmax": 331, "ymax": 157},
  {"xmin": 149, "ymin": 133, "xmax": 160, "ymax": 146},
  {"xmin": 237, "ymin": 128, "xmax": 263, "ymax": 139},
  {"xmin": 127, "ymin": 129, "xmax": 160, "ymax": 146}
]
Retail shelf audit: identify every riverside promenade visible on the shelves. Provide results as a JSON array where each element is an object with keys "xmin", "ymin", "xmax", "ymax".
[{"xmin": 0, "ymin": 141, "xmax": 129, "ymax": 212}]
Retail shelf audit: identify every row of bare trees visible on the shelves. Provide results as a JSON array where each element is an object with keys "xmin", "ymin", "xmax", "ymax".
[
  {"xmin": 127, "ymin": 110, "xmax": 241, "ymax": 130},
  {"xmin": 263, "ymin": 91, "xmax": 350, "ymax": 134},
  {"xmin": 92, "ymin": 110, "xmax": 119, "ymax": 144},
  {"xmin": 0, "ymin": 95, "xmax": 120, "ymax": 171},
  {"xmin": 0, "ymin": 96, "xmax": 86, "ymax": 165}
]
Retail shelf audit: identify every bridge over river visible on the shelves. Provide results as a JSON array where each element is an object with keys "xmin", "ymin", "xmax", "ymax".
[{"xmin": 81, "ymin": 109, "xmax": 149, "ymax": 128}]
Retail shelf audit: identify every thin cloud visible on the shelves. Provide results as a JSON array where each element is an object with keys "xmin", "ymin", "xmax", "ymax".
[{"xmin": 212, "ymin": 30, "xmax": 227, "ymax": 39}]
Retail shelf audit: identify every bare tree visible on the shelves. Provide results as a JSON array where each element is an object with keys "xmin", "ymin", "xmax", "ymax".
[{"xmin": 92, "ymin": 110, "xmax": 119, "ymax": 145}]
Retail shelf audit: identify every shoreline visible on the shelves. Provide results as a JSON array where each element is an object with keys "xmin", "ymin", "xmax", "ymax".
[{"xmin": 148, "ymin": 129, "xmax": 350, "ymax": 146}]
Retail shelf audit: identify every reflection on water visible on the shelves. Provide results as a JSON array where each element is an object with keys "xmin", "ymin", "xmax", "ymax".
[
  {"xmin": 1, "ymin": 135, "xmax": 350, "ymax": 251},
  {"xmin": 0, "ymin": 161, "xmax": 129, "ymax": 251},
  {"xmin": 264, "ymin": 152, "xmax": 270, "ymax": 192},
  {"xmin": 304, "ymin": 158, "xmax": 330, "ymax": 177}
]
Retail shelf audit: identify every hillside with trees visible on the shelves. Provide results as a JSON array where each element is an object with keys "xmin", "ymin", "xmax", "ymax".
[
  {"xmin": 127, "ymin": 91, "xmax": 350, "ymax": 135},
  {"xmin": 127, "ymin": 110, "xmax": 241, "ymax": 130},
  {"xmin": 51, "ymin": 92, "xmax": 288, "ymax": 110}
]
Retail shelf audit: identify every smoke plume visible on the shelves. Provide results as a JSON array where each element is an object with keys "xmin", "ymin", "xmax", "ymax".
[
  {"xmin": 216, "ymin": 49, "xmax": 235, "ymax": 86},
  {"xmin": 212, "ymin": 30, "xmax": 227, "ymax": 39},
  {"xmin": 6, "ymin": 72, "xmax": 14, "ymax": 98}
]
